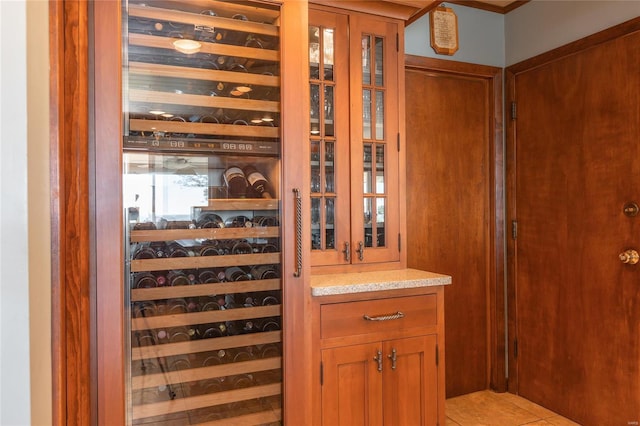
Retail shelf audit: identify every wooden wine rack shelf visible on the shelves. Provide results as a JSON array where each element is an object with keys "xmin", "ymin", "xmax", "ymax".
[
  {"xmin": 131, "ymin": 330, "xmax": 281, "ymax": 361},
  {"xmin": 133, "ymin": 383, "xmax": 282, "ymax": 420},
  {"xmin": 131, "ymin": 252, "xmax": 280, "ymax": 272},
  {"xmin": 132, "ymin": 357, "xmax": 282, "ymax": 390},
  {"xmin": 129, "ymin": 89, "xmax": 279, "ymax": 112},
  {"xmin": 131, "ymin": 278, "xmax": 280, "ymax": 302},
  {"xmin": 130, "ymin": 226, "xmax": 279, "ymax": 243},
  {"xmin": 128, "ymin": 3, "xmax": 280, "ymax": 33},
  {"xmin": 131, "ymin": 304, "xmax": 281, "ymax": 331},
  {"xmin": 129, "ymin": 62, "xmax": 280, "ymax": 88}
]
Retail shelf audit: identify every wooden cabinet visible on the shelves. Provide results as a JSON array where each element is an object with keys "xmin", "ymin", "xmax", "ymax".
[
  {"xmin": 308, "ymin": 6, "xmax": 404, "ymax": 271},
  {"xmin": 313, "ymin": 287, "xmax": 446, "ymax": 426}
]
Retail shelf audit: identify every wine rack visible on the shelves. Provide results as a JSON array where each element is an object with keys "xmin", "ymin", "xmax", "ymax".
[{"xmin": 122, "ymin": 1, "xmax": 283, "ymax": 424}]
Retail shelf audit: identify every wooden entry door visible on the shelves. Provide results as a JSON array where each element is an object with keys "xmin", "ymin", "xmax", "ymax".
[
  {"xmin": 506, "ymin": 22, "xmax": 640, "ymax": 425},
  {"xmin": 405, "ymin": 56, "xmax": 504, "ymax": 397}
]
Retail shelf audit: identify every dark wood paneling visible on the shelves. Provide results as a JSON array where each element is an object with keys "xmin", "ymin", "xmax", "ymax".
[
  {"xmin": 50, "ymin": 1, "xmax": 91, "ymax": 424},
  {"xmin": 405, "ymin": 55, "xmax": 505, "ymax": 397},
  {"xmin": 506, "ymin": 18, "xmax": 640, "ymax": 425}
]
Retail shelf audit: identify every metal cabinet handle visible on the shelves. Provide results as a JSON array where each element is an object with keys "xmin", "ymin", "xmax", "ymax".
[
  {"xmin": 356, "ymin": 241, "xmax": 364, "ymax": 261},
  {"xmin": 388, "ymin": 348, "xmax": 397, "ymax": 370},
  {"xmin": 293, "ymin": 188, "xmax": 302, "ymax": 277},
  {"xmin": 342, "ymin": 242, "xmax": 351, "ymax": 262},
  {"xmin": 363, "ymin": 311, "xmax": 405, "ymax": 322},
  {"xmin": 373, "ymin": 349, "xmax": 383, "ymax": 372}
]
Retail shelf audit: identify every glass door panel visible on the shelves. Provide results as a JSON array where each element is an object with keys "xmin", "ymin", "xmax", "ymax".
[
  {"xmin": 351, "ymin": 15, "xmax": 400, "ymax": 264},
  {"xmin": 309, "ymin": 9, "xmax": 349, "ymax": 266},
  {"xmin": 122, "ymin": 1, "xmax": 283, "ymax": 424}
]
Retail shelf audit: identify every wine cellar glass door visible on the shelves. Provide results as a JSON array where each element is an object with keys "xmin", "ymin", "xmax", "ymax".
[{"xmin": 122, "ymin": 1, "xmax": 283, "ymax": 424}]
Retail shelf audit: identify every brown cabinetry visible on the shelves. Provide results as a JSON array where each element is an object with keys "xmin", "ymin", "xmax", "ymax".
[
  {"xmin": 314, "ymin": 287, "xmax": 446, "ymax": 426},
  {"xmin": 308, "ymin": 6, "xmax": 404, "ymax": 271}
]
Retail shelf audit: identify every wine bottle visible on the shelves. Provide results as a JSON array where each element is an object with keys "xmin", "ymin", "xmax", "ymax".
[
  {"xmin": 224, "ymin": 215, "xmax": 253, "ymax": 228},
  {"xmin": 165, "ymin": 241, "xmax": 190, "ymax": 258},
  {"xmin": 167, "ymin": 270, "xmax": 190, "ymax": 286},
  {"xmin": 198, "ymin": 269, "xmax": 219, "ymax": 283},
  {"xmin": 133, "ymin": 272, "xmax": 158, "ymax": 289},
  {"xmin": 199, "ymin": 243, "xmax": 222, "ymax": 257},
  {"xmin": 196, "ymin": 213, "xmax": 224, "ymax": 229},
  {"xmin": 231, "ymin": 240, "xmax": 253, "ymax": 255},
  {"xmin": 250, "ymin": 265, "xmax": 279, "ymax": 280},
  {"xmin": 243, "ymin": 165, "xmax": 273, "ymax": 198},
  {"xmin": 225, "ymin": 266, "xmax": 250, "ymax": 282},
  {"xmin": 223, "ymin": 166, "xmax": 247, "ymax": 198}
]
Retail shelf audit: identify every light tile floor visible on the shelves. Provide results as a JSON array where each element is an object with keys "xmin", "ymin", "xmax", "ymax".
[{"xmin": 446, "ymin": 390, "xmax": 581, "ymax": 426}]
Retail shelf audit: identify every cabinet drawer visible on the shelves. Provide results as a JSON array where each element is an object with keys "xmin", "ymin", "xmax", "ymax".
[{"xmin": 320, "ymin": 294, "xmax": 437, "ymax": 340}]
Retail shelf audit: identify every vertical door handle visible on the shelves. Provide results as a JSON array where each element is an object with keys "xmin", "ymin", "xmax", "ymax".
[
  {"xmin": 342, "ymin": 242, "xmax": 351, "ymax": 262},
  {"xmin": 293, "ymin": 188, "xmax": 302, "ymax": 277},
  {"xmin": 388, "ymin": 348, "xmax": 397, "ymax": 370},
  {"xmin": 356, "ymin": 241, "xmax": 364, "ymax": 261},
  {"xmin": 373, "ymin": 349, "xmax": 383, "ymax": 372}
]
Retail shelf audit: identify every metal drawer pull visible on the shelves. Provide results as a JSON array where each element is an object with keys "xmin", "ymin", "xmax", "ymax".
[{"xmin": 363, "ymin": 311, "xmax": 405, "ymax": 322}]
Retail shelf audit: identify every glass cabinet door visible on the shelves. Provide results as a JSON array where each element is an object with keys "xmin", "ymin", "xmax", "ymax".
[
  {"xmin": 309, "ymin": 9, "xmax": 350, "ymax": 267},
  {"xmin": 350, "ymin": 15, "xmax": 400, "ymax": 264},
  {"xmin": 122, "ymin": 1, "xmax": 283, "ymax": 424}
]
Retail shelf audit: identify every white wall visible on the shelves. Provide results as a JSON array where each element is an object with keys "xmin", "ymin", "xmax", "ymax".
[
  {"xmin": 405, "ymin": 3, "xmax": 505, "ymax": 68},
  {"xmin": 0, "ymin": 0, "xmax": 51, "ymax": 425},
  {"xmin": 0, "ymin": 1, "xmax": 31, "ymax": 424},
  {"xmin": 506, "ymin": 0, "xmax": 640, "ymax": 66}
]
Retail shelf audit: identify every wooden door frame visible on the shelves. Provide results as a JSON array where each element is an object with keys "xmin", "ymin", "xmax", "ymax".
[
  {"xmin": 50, "ymin": 1, "xmax": 93, "ymax": 424},
  {"xmin": 404, "ymin": 55, "xmax": 506, "ymax": 392},
  {"xmin": 505, "ymin": 16, "xmax": 640, "ymax": 392}
]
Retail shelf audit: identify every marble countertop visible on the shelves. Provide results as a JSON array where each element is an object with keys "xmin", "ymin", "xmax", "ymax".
[{"xmin": 310, "ymin": 268, "xmax": 451, "ymax": 297}]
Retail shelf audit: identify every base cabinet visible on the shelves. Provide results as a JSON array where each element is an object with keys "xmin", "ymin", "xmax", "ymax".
[
  {"xmin": 314, "ymin": 286, "xmax": 446, "ymax": 426},
  {"xmin": 322, "ymin": 335, "xmax": 438, "ymax": 426}
]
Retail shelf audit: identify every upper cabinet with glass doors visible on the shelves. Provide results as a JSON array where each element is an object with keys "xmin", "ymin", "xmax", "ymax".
[{"xmin": 309, "ymin": 7, "xmax": 403, "ymax": 271}]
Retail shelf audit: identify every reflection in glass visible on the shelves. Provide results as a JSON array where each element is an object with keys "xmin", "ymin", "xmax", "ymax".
[
  {"xmin": 324, "ymin": 85, "xmax": 334, "ymax": 136},
  {"xmin": 377, "ymin": 198, "xmax": 386, "ymax": 247},
  {"xmin": 325, "ymin": 142, "xmax": 335, "ymax": 193},
  {"xmin": 363, "ymin": 89, "xmax": 372, "ymax": 139},
  {"xmin": 363, "ymin": 144, "xmax": 372, "ymax": 193},
  {"xmin": 362, "ymin": 35, "xmax": 371, "ymax": 85},
  {"xmin": 375, "ymin": 145, "xmax": 385, "ymax": 193},
  {"xmin": 311, "ymin": 140, "xmax": 320, "ymax": 162},
  {"xmin": 311, "ymin": 198, "xmax": 320, "ymax": 226},
  {"xmin": 323, "ymin": 28, "xmax": 334, "ymax": 81},
  {"xmin": 364, "ymin": 198, "xmax": 373, "ymax": 225},
  {"xmin": 375, "ymin": 91, "xmax": 384, "ymax": 140},
  {"xmin": 311, "ymin": 198, "xmax": 321, "ymax": 250},
  {"xmin": 325, "ymin": 198, "xmax": 335, "ymax": 249},
  {"xmin": 375, "ymin": 36, "xmax": 384, "ymax": 86},
  {"xmin": 309, "ymin": 26, "xmax": 320, "ymax": 79},
  {"xmin": 364, "ymin": 197, "xmax": 373, "ymax": 248},
  {"xmin": 311, "ymin": 164, "xmax": 320, "ymax": 193},
  {"xmin": 310, "ymin": 84, "xmax": 320, "ymax": 135}
]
